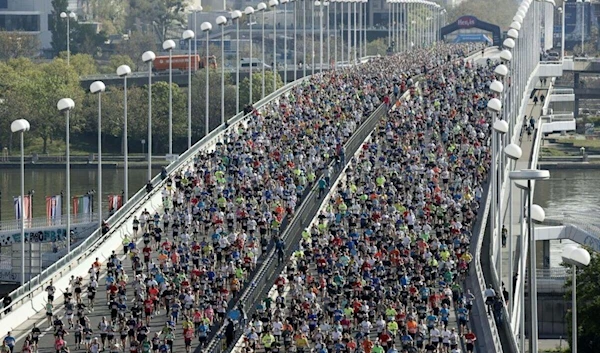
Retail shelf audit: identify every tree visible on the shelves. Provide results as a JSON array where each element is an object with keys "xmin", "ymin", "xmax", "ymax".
[
  {"xmin": 447, "ymin": 0, "xmax": 518, "ymax": 30},
  {"xmin": 238, "ymin": 71, "xmax": 284, "ymax": 106},
  {"xmin": 191, "ymin": 69, "xmax": 237, "ymax": 135},
  {"xmin": 127, "ymin": 0, "xmax": 187, "ymax": 43},
  {"xmin": 367, "ymin": 38, "xmax": 388, "ymax": 56},
  {"xmin": 115, "ymin": 31, "xmax": 158, "ymax": 71},
  {"xmin": 0, "ymin": 58, "xmax": 85, "ymax": 153},
  {"xmin": 70, "ymin": 23, "xmax": 108, "ymax": 56},
  {"xmin": 0, "ymin": 32, "xmax": 40, "ymax": 60},
  {"xmin": 102, "ymin": 54, "xmax": 136, "ymax": 74},
  {"xmin": 70, "ymin": 54, "xmax": 98, "ymax": 76},
  {"xmin": 564, "ymin": 248, "xmax": 600, "ymax": 353},
  {"xmin": 49, "ymin": 0, "xmax": 69, "ymax": 57}
]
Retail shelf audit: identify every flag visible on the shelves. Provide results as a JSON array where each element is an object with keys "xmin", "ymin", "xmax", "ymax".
[
  {"xmin": 72, "ymin": 195, "xmax": 91, "ymax": 215},
  {"xmin": 45, "ymin": 195, "xmax": 62, "ymax": 221},
  {"xmin": 14, "ymin": 195, "xmax": 32, "ymax": 221},
  {"xmin": 108, "ymin": 195, "xmax": 123, "ymax": 213}
]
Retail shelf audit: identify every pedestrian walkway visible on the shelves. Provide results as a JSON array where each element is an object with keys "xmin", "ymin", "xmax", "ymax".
[{"xmin": 499, "ymin": 81, "xmax": 548, "ymax": 311}]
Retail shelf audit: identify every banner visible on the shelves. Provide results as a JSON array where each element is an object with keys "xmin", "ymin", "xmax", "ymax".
[
  {"xmin": 108, "ymin": 194, "xmax": 123, "ymax": 213},
  {"xmin": 13, "ymin": 195, "xmax": 32, "ymax": 221},
  {"xmin": 72, "ymin": 195, "xmax": 92, "ymax": 215},
  {"xmin": 45, "ymin": 195, "xmax": 62, "ymax": 222}
]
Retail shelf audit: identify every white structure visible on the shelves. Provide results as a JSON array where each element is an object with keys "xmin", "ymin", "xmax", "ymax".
[{"xmin": 0, "ymin": 0, "xmax": 78, "ymax": 50}]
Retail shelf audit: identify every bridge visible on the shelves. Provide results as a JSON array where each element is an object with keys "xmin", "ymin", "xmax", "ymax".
[{"xmin": 0, "ymin": 7, "xmax": 587, "ymax": 353}]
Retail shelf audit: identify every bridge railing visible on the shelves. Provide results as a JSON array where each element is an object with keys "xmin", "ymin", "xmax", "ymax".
[
  {"xmin": 551, "ymin": 88, "xmax": 574, "ymax": 95},
  {"xmin": 540, "ymin": 113, "xmax": 574, "ymax": 121},
  {"xmin": 0, "ymin": 71, "xmax": 312, "ymax": 319},
  {"xmin": 0, "ymin": 213, "xmax": 98, "ymax": 232}
]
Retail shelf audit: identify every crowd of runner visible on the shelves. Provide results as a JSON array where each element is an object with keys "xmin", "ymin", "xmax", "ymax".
[
  {"xmin": 232, "ymin": 48, "xmax": 493, "ymax": 353},
  {"xmin": 3, "ymin": 43, "xmax": 485, "ymax": 353}
]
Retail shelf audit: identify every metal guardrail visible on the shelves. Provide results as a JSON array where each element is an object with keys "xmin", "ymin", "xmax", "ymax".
[
  {"xmin": 201, "ymin": 103, "xmax": 389, "ymax": 353},
  {"xmin": 552, "ymin": 88, "xmax": 575, "ymax": 95},
  {"xmin": 0, "ymin": 213, "xmax": 97, "ymax": 232},
  {"xmin": 0, "ymin": 67, "xmax": 313, "ymax": 319}
]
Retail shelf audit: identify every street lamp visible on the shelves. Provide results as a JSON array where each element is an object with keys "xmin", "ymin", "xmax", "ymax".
[
  {"xmin": 90, "ymin": 81, "xmax": 106, "ymax": 230},
  {"xmin": 57, "ymin": 98, "xmax": 75, "ymax": 253},
  {"xmin": 257, "ymin": 2, "xmax": 267, "ymax": 98},
  {"xmin": 162, "ymin": 39, "xmax": 176, "ymax": 155},
  {"xmin": 316, "ymin": 0, "xmax": 324, "ymax": 72},
  {"xmin": 60, "ymin": 12, "xmax": 76, "ymax": 66},
  {"xmin": 269, "ymin": 0, "xmax": 279, "ymax": 92},
  {"xmin": 216, "ymin": 15, "xmax": 227, "ymax": 126},
  {"xmin": 245, "ymin": 7, "xmax": 255, "ymax": 104},
  {"xmin": 191, "ymin": 6, "xmax": 203, "ymax": 57},
  {"xmin": 562, "ymin": 246, "xmax": 591, "ymax": 353},
  {"xmin": 183, "ymin": 30, "xmax": 195, "ymax": 149},
  {"xmin": 504, "ymin": 142, "xmax": 522, "ymax": 318},
  {"xmin": 11, "ymin": 118, "xmax": 30, "ymax": 285},
  {"xmin": 280, "ymin": 0, "xmax": 289, "ymax": 82},
  {"xmin": 231, "ymin": 10, "xmax": 242, "ymax": 113},
  {"xmin": 509, "ymin": 169, "xmax": 551, "ymax": 353},
  {"xmin": 201, "ymin": 22, "xmax": 212, "ymax": 135},
  {"xmin": 116, "ymin": 64, "xmax": 131, "ymax": 201},
  {"xmin": 141, "ymin": 51, "xmax": 155, "ymax": 182}
]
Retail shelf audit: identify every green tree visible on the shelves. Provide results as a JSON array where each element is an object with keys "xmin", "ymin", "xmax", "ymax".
[
  {"xmin": 49, "ymin": 0, "xmax": 69, "ymax": 57},
  {"xmin": 238, "ymin": 71, "xmax": 284, "ymax": 106},
  {"xmin": 115, "ymin": 31, "xmax": 158, "ymax": 71},
  {"xmin": 70, "ymin": 53, "xmax": 98, "ymax": 76},
  {"xmin": 1, "ymin": 58, "xmax": 85, "ymax": 153},
  {"xmin": 191, "ymin": 69, "xmax": 237, "ymax": 134},
  {"xmin": 447, "ymin": 0, "xmax": 518, "ymax": 30},
  {"xmin": 564, "ymin": 248, "xmax": 600, "ymax": 353},
  {"xmin": 367, "ymin": 38, "xmax": 388, "ymax": 56},
  {"xmin": 102, "ymin": 54, "xmax": 136, "ymax": 74},
  {"xmin": 127, "ymin": 0, "xmax": 187, "ymax": 43},
  {"xmin": 71, "ymin": 23, "xmax": 108, "ymax": 56},
  {"xmin": 0, "ymin": 32, "xmax": 40, "ymax": 60}
]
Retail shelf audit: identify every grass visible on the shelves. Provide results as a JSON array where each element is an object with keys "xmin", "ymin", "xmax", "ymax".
[
  {"xmin": 541, "ymin": 147, "xmax": 570, "ymax": 157},
  {"xmin": 554, "ymin": 138, "xmax": 600, "ymax": 149}
]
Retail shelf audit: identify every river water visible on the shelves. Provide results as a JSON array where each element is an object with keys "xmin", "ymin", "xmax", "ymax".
[
  {"xmin": 0, "ymin": 167, "xmax": 597, "ymax": 265},
  {"xmin": 0, "ymin": 168, "xmax": 159, "ymax": 223},
  {"xmin": 535, "ymin": 168, "xmax": 600, "ymax": 267}
]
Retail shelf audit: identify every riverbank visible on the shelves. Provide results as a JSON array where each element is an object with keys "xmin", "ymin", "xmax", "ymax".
[
  {"xmin": 539, "ymin": 161, "xmax": 600, "ymax": 169},
  {"xmin": 0, "ymin": 161, "xmax": 167, "ymax": 169}
]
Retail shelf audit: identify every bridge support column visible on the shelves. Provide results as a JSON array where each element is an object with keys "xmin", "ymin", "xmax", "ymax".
[
  {"xmin": 542, "ymin": 240, "xmax": 550, "ymax": 269},
  {"xmin": 574, "ymin": 72, "xmax": 580, "ymax": 117}
]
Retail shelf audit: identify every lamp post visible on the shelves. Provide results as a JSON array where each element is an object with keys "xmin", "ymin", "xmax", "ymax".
[
  {"xmin": 560, "ymin": 4, "xmax": 565, "ymax": 58},
  {"xmin": 316, "ymin": 1, "xmax": 323, "ymax": 72},
  {"xmin": 142, "ymin": 51, "xmax": 155, "ymax": 181},
  {"xmin": 303, "ymin": 0, "xmax": 307, "ymax": 76},
  {"xmin": 347, "ymin": 0, "xmax": 351, "ymax": 63},
  {"xmin": 257, "ymin": 2, "xmax": 267, "ymax": 98},
  {"xmin": 11, "ymin": 119, "xmax": 30, "ymax": 285},
  {"xmin": 269, "ymin": 0, "xmax": 279, "ymax": 91},
  {"xmin": 280, "ymin": 0, "xmax": 289, "ymax": 82},
  {"xmin": 60, "ymin": 12, "xmax": 76, "ymax": 66},
  {"xmin": 361, "ymin": 0, "xmax": 367, "ymax": 57},
  {"xmin": 562, "ymin": 246, "xmax": 591, "ymax": 353},
  {"xmin": 116, "ymin": 65, "xmax": 132, "ymax": 202},
  {"xmin": 231, "ymin": 11, "xmax": 242, "ymax": 113},
  {"xmin": 192, "ymin": 6, "xmax": 203, "ymax": 57},
  {"xmin": 182, "ymin": 30, "xmax": 195, "ymax": 148},
  {"xmin": 201, "ymin": 22, "xmax": 212, "ymax": 135},
  {"xmin": 325, "ymin": 1, "xmax": 330, "ymax": 67},
  {"xmin": 245, "ymin": 7, "xmax": 255, "ymax": 104},
  {"xmin": 57, "ymin": 98, "xmax": 75, "ymax": 253},
  {"xmin": 334, "ymin": 0, "xmax": 339, "ymax": 65},
  {"xmin": 90, "ymin": 81, "xmax": 106, "ymax": 230},
  {"xmin": 509, "ymin": 169, "xmax": 551, "ymax": 353},
  {"xmin": 293, "ymin": 0, "xmax": 298, "ymax": 80},
  {"xmin": 353, "ymin": 0, "xmax": 357, "ymax": 62},
  {"xmin": 487, "ymin": 96, "xmax": 502, "ymax": 281},
  {"xmin": 162, "ymin": 39, "xmax": 176, "ymax": 155},
  {"xmin": 493, "ymin": 118, "xmax": 509, "ymax": 283},
  {"xmin": 216, "ymin": 16, "xmax": 227, "ymax": 126},
  {"xmin": 311, "ymin": 0, "xmax": 316, "ymax": 75},
  {"xmin": 504, "ymin": 142, "xmax": 522, "ymax": 318}
]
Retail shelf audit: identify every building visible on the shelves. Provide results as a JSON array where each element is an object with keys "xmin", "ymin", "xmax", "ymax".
[{"xmin": 0, "ymin": 0, "xmax": 78, "ymax": 50}]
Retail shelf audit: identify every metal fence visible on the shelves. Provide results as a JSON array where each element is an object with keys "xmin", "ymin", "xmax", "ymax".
[
  {"xmin": 200, "ymin": 103, "xmax": 389, "ymax": 353},
  {"xmin": 0, "ymin": 213, "xmax": 97, "ymax": 232}
]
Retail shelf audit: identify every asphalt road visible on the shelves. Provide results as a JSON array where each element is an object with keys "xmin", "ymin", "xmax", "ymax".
[{"xmin": 9, "ymin": 223, "xmax": 192, "ymax": 353}]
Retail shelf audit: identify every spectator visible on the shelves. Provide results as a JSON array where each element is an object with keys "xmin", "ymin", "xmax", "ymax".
[{"xmin": 2, "ymin": 295, "xmax": 11, "ymax": 313}]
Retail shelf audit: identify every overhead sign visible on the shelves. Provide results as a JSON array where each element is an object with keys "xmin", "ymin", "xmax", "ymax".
[{"xmin": 457, "ymin": 16, "xmax": 477, "ymax": 29}]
